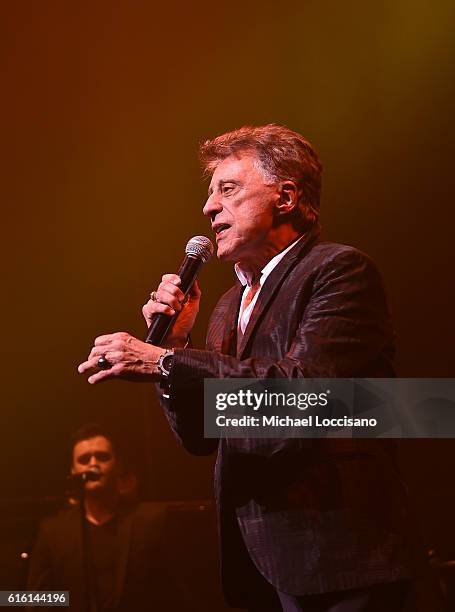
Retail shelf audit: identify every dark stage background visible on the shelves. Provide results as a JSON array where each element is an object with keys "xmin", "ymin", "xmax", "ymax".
[{"xmin": 1, "ymin": 0, "xmax": 454, "ymax": 604}]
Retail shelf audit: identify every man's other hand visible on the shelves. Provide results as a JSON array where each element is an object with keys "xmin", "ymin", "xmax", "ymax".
[{"xmin": 77, "ymin": 332, "xmax": 164, "ymax": 384}]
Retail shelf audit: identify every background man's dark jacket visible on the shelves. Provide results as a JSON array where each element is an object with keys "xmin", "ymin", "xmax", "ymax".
[
  {"xmin": 162, "ymin": 231, "xmax": 414, "ymax": 606},
  {"xmin": 27, "ymin": 502, "xmax": 190, "ymax": 611}
]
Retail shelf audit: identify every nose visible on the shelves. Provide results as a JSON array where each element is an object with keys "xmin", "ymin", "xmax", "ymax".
[
  {"xmin": 203, "ymin": 193, "xmax": 222, "ymax": 219},
  {"xmin": 88, "ymin": 455, "xmax": 98, "ymax": 467}
]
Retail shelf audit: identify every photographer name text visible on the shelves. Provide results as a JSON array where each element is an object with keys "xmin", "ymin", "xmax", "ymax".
[{"xmin": 215, "ymin": 415, "xmax": 377, "ymax": 428}]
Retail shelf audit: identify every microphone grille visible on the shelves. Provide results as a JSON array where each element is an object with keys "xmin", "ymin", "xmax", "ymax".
[{"xmin": 185, "ymin": 236, "xmax": 214, "ymax": 263}]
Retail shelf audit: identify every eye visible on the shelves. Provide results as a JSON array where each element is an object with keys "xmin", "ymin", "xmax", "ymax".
[
  {"xmin": 221, "ymin": 184, "xmax": 235, "ymax": 195},
  {"xmin": 77, "ymin": 453, "xmax": 91, "ymax": 465},
  {"xmin": 95, "ymin": 452, "xmax": 111, "ymax": 462}
]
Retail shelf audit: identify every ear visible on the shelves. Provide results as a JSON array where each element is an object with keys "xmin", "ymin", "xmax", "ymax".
[{"xmin": 275, "ymin": 181, "xmax": 299, "ymax": 216}]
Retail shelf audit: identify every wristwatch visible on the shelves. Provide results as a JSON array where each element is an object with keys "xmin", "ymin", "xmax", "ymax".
[{"xmin": 156, "ymin": 349, "xmax": 174, "ymax": 388}]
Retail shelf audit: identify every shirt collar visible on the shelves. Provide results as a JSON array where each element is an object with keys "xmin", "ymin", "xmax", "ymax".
[{"xmin": 234, "ymin": 234, "xmax": 305, "ymax": 287}]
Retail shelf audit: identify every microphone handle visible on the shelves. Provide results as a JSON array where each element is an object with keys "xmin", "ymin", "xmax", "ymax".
[{"xmin": 145, "ymin": 255, "xmax": 201, "ymax": 345}]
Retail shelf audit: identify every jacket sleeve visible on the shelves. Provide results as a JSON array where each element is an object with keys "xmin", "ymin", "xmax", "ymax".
[
  {"xmin": 160, "ymin": 248, "xmax": 394, "ymax": 453},
  {"xmin": 26, "ymin": 522, "xmax": 53, "ymax": 590}
]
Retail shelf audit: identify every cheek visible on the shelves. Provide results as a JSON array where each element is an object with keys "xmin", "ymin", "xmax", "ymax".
[
  {"xmin": 247, "ymin": 202, "xmax": 274, "ymax": 226},
  {"xmin": 241, "ymin": 214, "xmax": 271, "ymax": 238}
]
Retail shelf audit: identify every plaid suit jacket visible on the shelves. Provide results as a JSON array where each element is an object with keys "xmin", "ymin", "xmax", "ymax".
[{"xmin": 162, "ymin": 231, "xmax": 413, "ymax": 604}]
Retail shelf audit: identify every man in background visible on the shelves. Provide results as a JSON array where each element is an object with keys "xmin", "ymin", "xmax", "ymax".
[{"xmin": 27, "ymin": 423, "xmax": 190, "ymax": 611}]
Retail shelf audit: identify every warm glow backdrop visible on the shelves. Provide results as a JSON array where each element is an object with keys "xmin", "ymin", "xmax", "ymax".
[{"xmin": 2, "ymin": 1, "xmax": 454, "ymax": 556}]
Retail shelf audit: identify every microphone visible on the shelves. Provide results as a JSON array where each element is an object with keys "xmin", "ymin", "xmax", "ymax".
[
  {"xmin": 69, "ymin": 466, "xmax": 102, "ymax": 483},
  {"xmin": 145, "ymin": 236, "xmax": 214, "ymax": 345}
]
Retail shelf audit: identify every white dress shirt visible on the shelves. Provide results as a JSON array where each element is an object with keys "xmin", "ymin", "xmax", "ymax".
[{"xmin": 234, "ymin": 235, "xmax": 305, "ymax": 335}]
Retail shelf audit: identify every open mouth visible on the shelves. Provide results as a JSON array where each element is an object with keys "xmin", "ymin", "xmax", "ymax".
[{"xmin": 214, "ymin": 224, "xmax": 230, "ymax": 238}]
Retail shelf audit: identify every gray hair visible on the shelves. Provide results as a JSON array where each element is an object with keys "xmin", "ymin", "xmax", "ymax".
[{"xmin": 199, "ymin": 124, "xmax": 322, "ymax": 230}]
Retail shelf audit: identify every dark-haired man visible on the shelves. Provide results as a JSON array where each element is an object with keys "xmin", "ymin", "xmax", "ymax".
[
  {"xmin": 27, "ymin": 424, "xmax": 186, "ymax": 612},
  {"xmin": 79, "ymin": 125, "xmax": 415, "ymax": 611}
]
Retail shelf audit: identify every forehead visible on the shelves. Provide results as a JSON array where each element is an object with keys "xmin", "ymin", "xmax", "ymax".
[
  {"xmin": 209, "ymin": 154, "xmax": 263, "ymax": 188},
  {"xmin": 73, "ymin": 436, "xmax": 113, "ymax": 458}
]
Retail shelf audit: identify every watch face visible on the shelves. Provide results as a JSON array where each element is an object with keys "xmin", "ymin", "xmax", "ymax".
[
  {"xmin": 160, "ymin": 353, "xmax": 174, "ymax": 376},
  {"xmin": 162, "ymin": 355, "xmax": 173, "ymax": 371}
]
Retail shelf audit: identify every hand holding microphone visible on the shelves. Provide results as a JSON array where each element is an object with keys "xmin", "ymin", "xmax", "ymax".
[
  {"xmin": 78, "ymin": 236, "xmax": 213, "ymax": 384},
  {"xmin": 142, "ymin": 274, "xmax": 200, "ymax": 349},
  {"xmin": 143, "ymin": 235, "xmax": 213, "ymax": 347}
]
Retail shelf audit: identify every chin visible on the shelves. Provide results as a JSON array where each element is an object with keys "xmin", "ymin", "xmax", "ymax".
[
  {"xmin": 216, "ymin": 245, "xmax": 229, "ymax": 261},
  {"xmin": 216, "ymin": 242, "xmax": 239, "ymax": 262},
  {"xmin": 86, "ymin": 480, "xmax": 104, "ymax": 490}
]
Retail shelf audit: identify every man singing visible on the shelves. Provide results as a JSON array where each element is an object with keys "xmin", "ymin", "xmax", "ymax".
[
  {"xmin": 27, "ymin": 423, "xmax": 190, "ymax": 611},
  {"xmin": 79, "ymin": 125, "xmax": 414, "ymax": 611}
]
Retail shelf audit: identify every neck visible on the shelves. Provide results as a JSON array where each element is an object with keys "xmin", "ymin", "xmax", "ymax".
[
  {"xmin": 238, "ymin": 226, "xmax": 300, "ymax": 284},
  {"xmin": 84, "ymin": 490, "xmax": 118, "ymax": 525}
]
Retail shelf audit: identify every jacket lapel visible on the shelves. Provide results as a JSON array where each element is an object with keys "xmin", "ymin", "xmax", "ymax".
[
  {"xmin": 221, "ymin": 282, "xmax": 243, "ymax": 357},
  {"xmin": 237, "ymin": 230, "xmax": 320, "ymax": 358}
]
